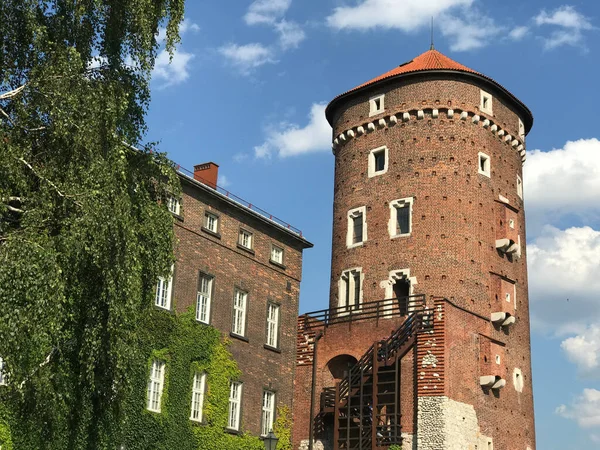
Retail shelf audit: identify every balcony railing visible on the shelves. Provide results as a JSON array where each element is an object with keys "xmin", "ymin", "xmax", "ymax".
[{"xmin": 300, "ymin": 294, "xmax": 427, "ymax": 330}]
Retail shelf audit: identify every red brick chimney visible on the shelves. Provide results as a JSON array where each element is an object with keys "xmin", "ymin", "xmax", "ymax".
[{"xmin": 193, "ymin": 162, "xmax": 219, "ymax": 189}]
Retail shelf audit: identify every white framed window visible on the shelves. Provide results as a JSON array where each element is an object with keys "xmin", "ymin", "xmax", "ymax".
[
  {"xmin": 369, "ymin": 94, "xmax": 385, "ymax": 116},
  {"xmin": 509, "ymin": 219, "xmax": 515, "ymax": 229},
  {"xmin": 266, "ymin": 303, "xmax": 280, "ymax": 349},
  {"xmin": 196, "ymin": 273, "xmax": 213, "ymax": 324},
  {"xmin": 480, "ymin": 90, "xmax": 493, "ymax": 115},
  {"xmin": 495, "ymin": 355, "xmax": 501, "ymax": 365},
  {"xmin": 517, "ymin": 175, "xmax": 523, "ymax": 199},
  {"xmin": 388, "ymin": 198, "xmax": 413, "ymax": 238},
  {"xmin": 167, "ymin": 195, "xmax": 180, "ymax": 215},
  {"xmin": 261, "ymin": 390, "xmax": 276, "ymax": 437},
  {"xmin": 478, "ymin": 152, "xmax": 491, "ymax": 178},
  {"xmin": 0, "ymin": 357, "xmax": 6, "ymax": 386},
  {"xmin": 227, "ymin": 381, "xmax": 243, "ymax": 430},
  {"xmin": 270, "ymin": 245, "xmax": 284, "ymax": 265},
  {"xmin": 204, "ymin": 212, "xmax": 219, "ymax": 233},
  {"xmin": 190, "ymin": 372, "xmax": 207, "ymax": 422},
  {"xmin": 518, "ymin": 118, "xmax": 525, "ymax": 141},
  {"xmin": 232, "ymin": 289, "xmax": 247, "ymax": 337},
  {"xmin": 146, "ymin": 360, "xmax": 166, "ymax": 413},
  {"xmin": 238, "ymin": 229, "xmax": 253, "ymax": 250},
  {"xmin": 368, "ymin": 146, "xmax": 388, "ymax": 178},
  {"xmin": 155, "ymin": 264, "xmax": 174, "ymax": 310},
  {"xmin": 347, "ymin": 206, "xmax": 367, "ymax": 248},
  {"xmin": 339, "ymin": 268, "xmax": 363, "ymax": 312},
  {"xmin": 505, "ymin": 292, "xmax": 511, "ymax": 303}
]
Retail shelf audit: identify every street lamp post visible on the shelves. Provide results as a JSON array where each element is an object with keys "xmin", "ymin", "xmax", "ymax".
[{"xmin": 264, "ymin": 430, "xmax": 279, "ymax": 450}]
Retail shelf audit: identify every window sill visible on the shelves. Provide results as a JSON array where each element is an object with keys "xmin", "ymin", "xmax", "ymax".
[
  {"xmin": 154, "ymin": 305, "xmax": 175, "ymax": 314},
  {"xmin": 229, "ymin": 332, "xmax": 249, "ymax": 343},
  {"xmin": 171, "ymin": 212, "xmax": 184, "ymax": 222},
  {"xmin": 478, "ymin": 171, "xmax": 491, "ymax": 178},
  {"xmin": 190, "ymin": 419, "xmax": 207, "ymax": 426},
  {"xmin": 201, "ymin": 227, "xmax": 221, "ymax": 239},
  {"xmin": 347, "ymin": 242, "xmax": 365, "ymax": 249},
  {"xmin": 269, "ymin": 259, "xmax": 286, "ymax": 270},
  {"xmin": 225, "ymin": 428, "xmax": 241, "ymax": 435},
  {"xmin": 264, "ymin": 344, "xmax": 281, "ymax": 354},
  {"xmin": 237, "ymin": 243, "xmax": 255, "ymax": 255},
  {"xmin": 368, "ymin": 169, "xmax": 388, "ymax": 178},
  {"xmin": 390, "ymin": 233, "xmax": 411, "ymax": 240}
]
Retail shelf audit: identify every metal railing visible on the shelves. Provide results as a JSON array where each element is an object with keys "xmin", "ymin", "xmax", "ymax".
[
  {"xmin": 176, "ymin": 165, "xmax": 304, "ymax": 237},
  {"xmin": 321, "ymin": 387, "xmax": 336, "ymax": 410},
  {"xmin": 301, "ymin": 294, "xmax": 426, "ymax": 330}
]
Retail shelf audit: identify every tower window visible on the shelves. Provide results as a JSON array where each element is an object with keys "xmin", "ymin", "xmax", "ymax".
[
  {"xmin": 519, "ymin": 118, "xmax": 525, "ymax": 140},
  {"xmin": 238, "ymin": 229, "xmax": 253, "ymax": 250},
  {"xmin": 480, "ymin": 90, "xmax": 493, "ymax": 114},
  {"xmin": 478, "ymin": 152, "xmax": 491, "ymax": 177},
  {"xmin": 339, "ymin": 268, "xmax": 362, "ymax": 312},
  {"xmin": 517, "ymin": 175, "xmax": 523, "ymax": 199},
  {"xmin": 368, "ymin": 146, "xmax": 388, "ymax": 177},
  {"xmin": 369, "ymin": 94, "xmax": 385, "ymax": 116},
  {"xmin": 389, "ymin": 198, "xmax": 413, "ymax": 238},
  {"xmin": 347, "ymin": 206, "xmax": 367, "ymax": 248}
]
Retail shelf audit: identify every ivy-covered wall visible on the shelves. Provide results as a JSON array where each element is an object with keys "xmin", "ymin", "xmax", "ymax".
[{"xmin": 0, "ymin": 309, "xmax": 291, "ymax": 450}]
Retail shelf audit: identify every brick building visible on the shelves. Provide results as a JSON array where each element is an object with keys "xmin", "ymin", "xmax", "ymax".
[
  {"xmin": 152, "ymin": 162, "xmax": 312, "ymax": 437},
  {"xmin": 294, "ymin": 49, "xmax": 535, "ymax": 450}
]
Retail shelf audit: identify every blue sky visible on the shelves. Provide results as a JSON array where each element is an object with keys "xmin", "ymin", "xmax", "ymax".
[{"xmin": 145, "ymin": 1, "xmax": 600, "ymax": 448}]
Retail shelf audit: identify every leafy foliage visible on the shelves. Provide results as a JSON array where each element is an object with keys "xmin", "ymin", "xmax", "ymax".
[
  {"xmin": 273, "ymin": 405, "xmax": 293, "ymax": 450},
  {"xmin": 0, "ymin": 1, "xmax": 185, "ymax": 448}
]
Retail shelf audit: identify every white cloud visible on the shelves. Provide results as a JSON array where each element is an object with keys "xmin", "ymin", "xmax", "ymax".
[
  {"xmin": 254, "ymin": 103, "xmax": 331, "ymax": 158},
  {"xmin": 275, "ymin": 20, "xmax": 306, "ymax": 50},
  {"xmin": 562, "ymin": 325, "xmax": 600, "ymax": 377},
  {"xmin": 533, "ymin": 6, "xmax": 593, "ymax": 50},
  {"xmin": 528, "ymin": 226, "xmax": 600, "ymax": 335},
  {"xmin": 440, "ymin": 11, "xmax": 504, "ymax": 51},
  {"xmin": 524, "ymin": 139, "xmax": 600, "ymax": 235},
  {"xmin": 152, "ymin": 49, "xmax": 194, "ymax": 87},
  {"xmin": 245, "ymin": 0, "xmax": 292, "ymax": 25},
  {"xmin": 217, "ymin": 174, "xmax": 231, "ymax": 188},
  {"xmin": 218, "ymin": 43, "xmax": 276, "ymax": 73},
  {"xmin": 557, "ymin": 389, "xmax": 600, "ymax": 429},
  {"xmin": 233, "ymin": 153, "xmax": 249, "ymax": 163},
  {"xmin": 508, "ymin": 25, "xmax": 529, "ymax": 41}
]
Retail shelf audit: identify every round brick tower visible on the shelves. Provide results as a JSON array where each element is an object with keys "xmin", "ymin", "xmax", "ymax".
[{"xmin": 322, "ymin": 49, "xmax": 535, "ymax": 449}]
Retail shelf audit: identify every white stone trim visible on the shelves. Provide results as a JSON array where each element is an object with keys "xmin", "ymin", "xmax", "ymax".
[
  {"xmin": 368, "ymin": 145, "xmax": 389, "ymax": 178},
  {"xmin": 369, "ymin": 94, "xmax": 385, "ymax": 116},
  {"xmin": 480, "ymin": 89, "xmax": 493, "ymax": 115},
  {"xmin": 380, "ymin": 269, "xmax": 417, "ymax": 317},
  {"xmin": 513, "ymin": 368, "xmax": 524, "ymax": 392},
  {"xmin": 478, "ymin": 152, "xmax": 491, "ymax": 178},
  {"xmin": 517, "ymin": 174, "xmax": 523, "ymax": 199},
  {"xmin": 388, "ymin": 197, "xmax": 413, "ymax": 238},
  {"xmin": 346, "ymin": 206, "xmax": 367, "ymax": 249}
]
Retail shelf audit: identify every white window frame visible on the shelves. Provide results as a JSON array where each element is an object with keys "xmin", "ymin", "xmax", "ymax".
[
  {"xmin": 155, "ymin": 264, "xmax": 174, "ymax": 310},
  {"xmin": 478, "ymin": 152, "xmax": 491, "ymax": 178},
  {"xmin": 338, "ymin": 268, "xmax": 363, "ymax": 312},
  {"xmin": 196, "ymin": 273, "xmax": 213, "ymax": 324},
  {"xmin": 238, "ymin": 229, "xmax": 253, "ymax": 250},
  {"xmin": 382, "ymin": 269, "xmax": 417, "ymax": 317},
  {"xmin": 204, "ymin": 212, "xmax": 219, "ymax": 233},
  {"xmin": 517, "ymin": 175, "xmax": 523, "ymax": 199},
  {"xmin": 190, "ymin": 372, "xmax": 207, "ymax": 422},
  {"xmin": 261, "ymin": 390, "xmax": 276, "ymax": 437},
  {"xmin": 480, "ymin": 90, "xmax": 493, "ymax": 115},
  {"xmin": 518, "ymin": 118, "xmax": 525, "ymax": 141},
  {"xmin": 167, "ymin": 195, "xmax": 180, "ymax": 215},
  {"xmin": 146, "ymin": 359, "xmax": 166, "ymax": 413},
  {"xmin": 0, "ymin": 357, "xmax": 6, "ymax": 386},
  {"xmin": 368, "ymin": 145, "xmax": 389, "ymax": 178},
  {"xmin": 347, "ymin": 206, "xmax": 367, "ymax": 248},
  {"xmin": 232, "ymin": 289, "xmax": 247, "ymax": 337},
  {"xmin": 369, "ymin": 94, "xmax": 385, "ymax": 116},
  {"xmin": 266, "ymin": 303, "xmax": 280, "ymax": 349},
  {"xmin": 270, "ymin": 245, "xmax": 284, "ymax": 265},
  {"xmin": 227, "ymin": 381, "xmax": 243, "ymax": 431},
  {"xmin": 388, "ymin": 197, "xmax": 413, "ymax": 238}
]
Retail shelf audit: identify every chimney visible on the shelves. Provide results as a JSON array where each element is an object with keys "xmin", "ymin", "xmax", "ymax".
[{"xmin": 193, "ymin": 162, "xmax": 219, "ymax": 189}]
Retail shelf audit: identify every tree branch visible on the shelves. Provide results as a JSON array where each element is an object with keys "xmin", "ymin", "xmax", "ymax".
[
  {"xmin": 0, "ymin": 84, "xmax": 26, "ymax": 100},
  {"xmin": 16, "ymin": 157, "xmax": 82, "ymax": 207}
]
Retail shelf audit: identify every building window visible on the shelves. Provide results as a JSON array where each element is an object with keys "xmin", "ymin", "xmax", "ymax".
[
  {"xmin": 227, "ymin": 381, "xmax": 243, "ymax": 431},
  {"xmin": 339, "ymin": 268, "xmax": 362, "ymax": 311},
  {"xmin": 0, "ymin": 357, "xmax": 6, "ymax": 386},
  {"xmin": 368, "ymin": 146, "xmax": 388, "ymax": 178},
  {"xmin": 478, "ymin": 152, "xmax": 491, "ymax": 178},
  {"xmin": 261, "ymin": 390, "xmax": 276, "ymax": 437},
  {"xmin": 518, "ymin": 118, "xmax": 525, "ymax": 141},
  {"xmin": 190, "ymin": 372, "xmax": 207, "ymax": 423},
  {"xmin": 238, "ymin": 229, "xmax": 253, "ymax": 250},
  {"xmin": 196, "ymin": 273, "xmax": 213, "ymax": 324},
  {"xmin": 270, "ymin": 245, "xmax": 284, "ymax": 265},
  {"xmin": 232, "ymin": 289, "xmax": 247, "ymax": 337},
  {"xmin": 495, "ymin": 355, "xmax": 501, "ymax": 365},
  {"xmin": 147, "ymin": 360, "xmax": 166, "ymax": 413},
  {"xmin": 369, "ymin": 94, "xmax": 385, "ymax": 116},
  {"xmin": 517, "ymin": 175, "xmax": 523, "ymax": 199},
  {"xmin": 480, "ymin": 90, "xmax": 493, "ymax": 114},
  {"xmin": 266, "ymin": 303, "xmax": 280, "ymax": 349},
  {"xmin": 347, "ymin": 206, "xmax": 367, "ymax": 248},
  {"xmin": 167, "ymin": 195, "xmax": 180, "ymax": 215},
  {"xmin": 388, "ymin": 198, "xmax": 412, "ymax": 238},
  {"xmin": 155, "ymin": 265, "xmax": 174, "ymax": 310},
  {"xmin": 204, "ymin": 212, "xmax": 219, "ymax": 234}
]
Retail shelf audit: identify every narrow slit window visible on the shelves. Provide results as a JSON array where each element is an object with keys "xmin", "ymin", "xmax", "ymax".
[
  {"xmin": 190, "ymin": 372, "xmax": 206, "ymax": 422},
  {"xmin": 261, "ymin": 390, "xmax": 276, "ymax": 436},
  {"xmin": 352, "ymin": 214, "xmax": 363, "ymax": 244},
  {"xmin": 368, "ymin": 146, "xmax": 388, "ymax": 177},
  {"xmin": 517, "ymin": 175, "xmax": 523, "ymax": 199},
  {"xmin": 232, "ymin": 289, "xmax": 247, "ymax": 337},
  {"xmin": 266, "ymin": 303, "xmax": 280, "ymax": 348},
  {"xmin": 347, "ymin": 207, "xmax": 366, "ymax": 247},
  {"xmin": 227, "ymin": 381, "xmax": 243, "ymax": 430},
  {"xmin": 480, "ymin": 90, "xmax": 493, "ymax": 114},
  {"xmin": 369, "ymin": 94, "xmax": 385, "ymax": 116},
  {"xmin": 389, "ymin": 198, "xmax": 412, "ymax": 238},
  {"xmin": 146, "ymin": 360, "xmax": 166, "ymax": 412},
  {"xmin": 478, "ymin": 152, "xmax": 491, "ymax": 177},
  {"xmin": 339, "ymin": 268, "xmax": 362, "ymax": 311}
]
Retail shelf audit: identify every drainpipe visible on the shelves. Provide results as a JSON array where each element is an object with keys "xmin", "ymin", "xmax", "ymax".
[{"xmin": 308, "ymin": 331, "xmax": 323, "ymax": 450}]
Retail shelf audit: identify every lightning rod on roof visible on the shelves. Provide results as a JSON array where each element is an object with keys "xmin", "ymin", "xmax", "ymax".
[{"xmin": 430, "ymin": 17, "xmax": 435, "ymax": 50}]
